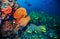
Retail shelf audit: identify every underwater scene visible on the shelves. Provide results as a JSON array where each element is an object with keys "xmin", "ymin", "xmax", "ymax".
[{"xmin": 0, "ymin": 0, "xmax": 60, "ymax": 39}]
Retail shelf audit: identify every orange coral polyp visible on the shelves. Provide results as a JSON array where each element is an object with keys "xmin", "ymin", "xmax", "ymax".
[{"xmin": 14, "ymin": 8, "xmax": 27, "ymax": 20}]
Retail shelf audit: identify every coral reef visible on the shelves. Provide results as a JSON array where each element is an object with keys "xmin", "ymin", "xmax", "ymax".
[
  {"xmin": 18, "ymin": 11, "xmax": 59, "ymax": 39},
  {"xmin": 0, "ymin": 0, "xmax": 59, "ymax": 39},
  {"xmin": 20, "ymin": 24, "xmax": 58, "ymax": 39}
]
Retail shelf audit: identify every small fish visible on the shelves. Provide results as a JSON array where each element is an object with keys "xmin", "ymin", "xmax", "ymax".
[
  {"xmin": 25, "ymin": 1, "xmax": 31, "ymax": 7},
  {"xmin": 27, "ymin": 3, "xmax": 31, "ymax": 7}
]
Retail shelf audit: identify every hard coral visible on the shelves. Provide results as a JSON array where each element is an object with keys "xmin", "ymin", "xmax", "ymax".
[{"xmin": 29, "ymin": 11, "xmax": 39, "ymax": 25}]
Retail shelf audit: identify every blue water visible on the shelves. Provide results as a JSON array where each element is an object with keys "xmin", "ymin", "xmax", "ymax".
[{"xmin": 17, "ymin": 0, "xmax": 60, "ymax": 16}]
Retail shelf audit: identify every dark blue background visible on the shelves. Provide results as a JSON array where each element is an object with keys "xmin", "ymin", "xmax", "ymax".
[{"xmin": 17, "ymin": 0, "xmax": 60, "ymax": 16}]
